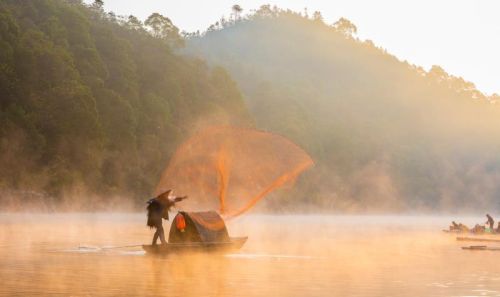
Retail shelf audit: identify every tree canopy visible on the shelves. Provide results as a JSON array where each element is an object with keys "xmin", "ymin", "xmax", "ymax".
[
  {"xmin": 0, "ymin": 0, "xmax": 250, "ymax": 209},
  {"xmin": 186, "ymin": 6, "xmax": 500, "ymax": 212},
  {"xmin": 3, "ymin": 1, "xmax": 500, "ymax": 212}
]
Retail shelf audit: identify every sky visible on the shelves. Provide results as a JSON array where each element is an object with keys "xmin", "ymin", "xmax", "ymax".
[{"xmin": 86, "ymin": 0, "xmax": 500, "ymax": 95}]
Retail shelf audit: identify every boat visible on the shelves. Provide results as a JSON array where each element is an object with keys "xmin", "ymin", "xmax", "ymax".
[
  {"xmin": 443, "ymin": 229, "xmax": 500, "ymax": 235},
  {"xmin": 462, "ymin": 245, "xmax": 500, "ymax": 251},
  {"xmin": 143, "ymin": 237, "xmax": 247, "ymax": 254},
  {"xmin": 143, "ymin": 210, "xmax": 247, "ymax": 255},
  {"xmin": 456, "ymin": 236, "xmax": 500, "ymax": 243}
]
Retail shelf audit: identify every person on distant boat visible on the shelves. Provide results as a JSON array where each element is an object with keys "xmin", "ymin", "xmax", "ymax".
[
  {"xmin": 485, "ymin": 214, "xmax": 495, "ymax": 230},
  {"xmin": 146, "ymin": 189, "xmax": 188, "ymax": 245},
  {"xmin": 450, "ymin": 221, "xmax": 460, "ymax": 231}
]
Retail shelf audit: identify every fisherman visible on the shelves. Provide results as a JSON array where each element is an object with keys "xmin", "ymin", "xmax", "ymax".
[
  {"xmin": 485, "ymin": 214, "xmax": 495, "ymax": 231},
  {"xmin": 450, "ymin": 221, "xmax": 460, "ymax": 231},
  {"xmin": 147, "ymin": 189, "xmax": 188, "ymax": 245}
]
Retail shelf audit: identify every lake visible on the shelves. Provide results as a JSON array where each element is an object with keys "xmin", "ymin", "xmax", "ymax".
[{"xmin": 0, "ymin": 213, "xmax": 499, "ymax": 297}]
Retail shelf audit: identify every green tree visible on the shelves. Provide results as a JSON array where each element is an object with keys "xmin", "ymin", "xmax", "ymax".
[
  {"xmin": 312, "ymin": 11, "xmax": 323, "ymax": 22},
  {"xmin": 144, "ymin": 12, "xmax": 183, "ymax": 46},
  {"xmin": 332, "ymin": 17, "xmax": 357, "ymax": 37},
  {"xmin": 126, "ymin": 15, "xmax": 143, "ymax": 31},
  {"xmin": 231, "ymin": 4, "xmax": 243, "ymax": 21},
  {"xmin": 93, "ymin": 0, "xmax": 104, "ymax": 9}
]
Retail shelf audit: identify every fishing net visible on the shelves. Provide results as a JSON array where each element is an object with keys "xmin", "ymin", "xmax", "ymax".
[{"xmin": 155, "ymin": 126, "xmax": 314, "ymax": 220}]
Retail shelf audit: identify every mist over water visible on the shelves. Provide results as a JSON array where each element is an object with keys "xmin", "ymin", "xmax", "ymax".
[{"xmin": 1, "ymin": 213, "xmax": 499, "ymax": 297}]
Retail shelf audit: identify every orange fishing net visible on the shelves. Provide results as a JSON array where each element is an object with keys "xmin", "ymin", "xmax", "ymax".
[{"xmin": 155, "ymin": 126, "xmax": 314, "ymax": 219}]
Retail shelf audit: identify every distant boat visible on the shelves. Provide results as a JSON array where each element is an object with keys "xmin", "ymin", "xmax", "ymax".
[
  {"xmin": 143, "ymin": 211, "xmax": 247, "ymax": 254},
  {"xmin": 462, "ymin": 245, "xmax": 500, "ymax": 251},
  {"xmin": 443, "ymin": 228, "xmax": 499, "ymax": 236}
]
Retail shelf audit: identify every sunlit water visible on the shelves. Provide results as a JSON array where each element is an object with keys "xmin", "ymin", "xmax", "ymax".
[{"xmin": 1, "ymin": 213, "xmax": 499, "ymax": 297}]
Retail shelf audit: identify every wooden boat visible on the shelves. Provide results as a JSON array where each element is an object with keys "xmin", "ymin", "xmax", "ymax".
[
  {"xmin": 462, "ymin": 245, "xmax": 500, "ymax": 251},
  {"xmin": 143, "ymin": 237, "xmax": 247, "ymax": 254},
  {"xmin": 443, "ymin": 229, "xmax": 500, "ymax": 236},
  {"xmin": 457, "ymin": 236, "xmax": 500, "ymax": 243},
  {"xmin": 143, "ymin": 211, "xmax": 247, "ymax": 255}
]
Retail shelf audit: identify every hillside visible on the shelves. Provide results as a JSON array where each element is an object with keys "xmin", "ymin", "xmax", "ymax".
[
  {"xmin": 187, "ymin": 7, "xmax": 500, "ymax": 212},
  {"xmin": 0, "ymin": 0, "xmax": 251, "ymax": 209}
]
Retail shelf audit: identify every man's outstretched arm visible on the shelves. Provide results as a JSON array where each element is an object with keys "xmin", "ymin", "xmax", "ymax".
[{"xmin": 173, "ymin": 196, "xmax": 188, "ymax": 203}]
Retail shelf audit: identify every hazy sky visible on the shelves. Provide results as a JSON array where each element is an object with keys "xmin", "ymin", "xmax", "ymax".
[{"xmin": 86, "ymin": 0, "xmax": 500, "ymax": 95}]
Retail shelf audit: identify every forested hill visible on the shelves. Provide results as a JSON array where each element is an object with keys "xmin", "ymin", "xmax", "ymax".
[
  {"xmin": 0, "ymin": 0, "xmax": 250, "ymax": 209},
  {"xmin": 3, "ymin": 2, "xmax": 500, "ymax": 212},
  {"xmin": 187, "ymin": 6, "xmax": 500, "ymax": 212}
]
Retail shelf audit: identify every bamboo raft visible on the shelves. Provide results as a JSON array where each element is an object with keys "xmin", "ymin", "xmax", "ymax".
[
  {"xmin": 462, "ymin": 245, "xmax": 500, "ymax": 251},
  {"xmin": 456, "ymin": 236, "xmax": 500, "ymax": 243}
]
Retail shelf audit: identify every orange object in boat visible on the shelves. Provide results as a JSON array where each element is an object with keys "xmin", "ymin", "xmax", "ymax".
[{"xmin": 176, "ymin": 213, "xmax": 186, "ymax": 232}]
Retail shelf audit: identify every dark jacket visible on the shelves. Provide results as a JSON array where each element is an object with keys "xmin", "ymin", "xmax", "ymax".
[
  {"xmin": 146, "ymin": 195, "xmax": 187, "ymax": 228},
  {"xmin": 146, "ymin": 198, "xmax": 169, "ymax": 228}
]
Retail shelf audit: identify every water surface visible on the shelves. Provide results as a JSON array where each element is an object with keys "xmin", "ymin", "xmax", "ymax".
[{"xmin": 0, "ymin": 214, "xmax": 498, "ymax": 297}]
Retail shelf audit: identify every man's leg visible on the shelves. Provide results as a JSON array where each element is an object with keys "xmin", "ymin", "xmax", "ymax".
[
  {"xmin": 158, "ymin": 225, "xmax": 166, "ymax": 244},
  {"xmin": 152, "ymin": 228, "xmax": 159, "ymax": 245}
]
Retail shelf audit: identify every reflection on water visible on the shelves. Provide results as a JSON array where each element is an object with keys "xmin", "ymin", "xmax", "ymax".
[{"xmin": 1, "ymin": 213, "xmax": 499, "ymax": 297}]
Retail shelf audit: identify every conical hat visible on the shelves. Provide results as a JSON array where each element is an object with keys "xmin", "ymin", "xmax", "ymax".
[{"xmin": 156, "ymin": 189, "xmax": 172, "ymax": 203}]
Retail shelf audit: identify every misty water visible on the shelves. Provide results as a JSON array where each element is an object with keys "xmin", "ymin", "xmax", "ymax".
[{"xmin": 1, "ymin": 214, "xmax": 500, "ymax": 297}]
